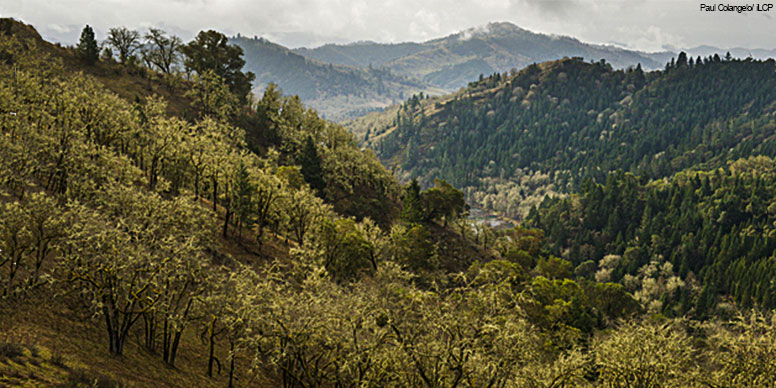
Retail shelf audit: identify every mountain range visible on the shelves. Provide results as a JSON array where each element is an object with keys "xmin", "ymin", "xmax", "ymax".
[{"xmin": 237, "ymin": 21, "xmax": 773, "ymax": 121}]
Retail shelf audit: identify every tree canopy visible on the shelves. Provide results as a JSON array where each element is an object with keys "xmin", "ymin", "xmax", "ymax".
[{"xmin": 181, "ymin": 29, "xmax": 256, "ymax": 103}]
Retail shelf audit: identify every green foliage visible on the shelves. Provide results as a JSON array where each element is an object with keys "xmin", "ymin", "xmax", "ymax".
[
  {"xmin": 400, "ymin": 178, "xmax": 423, "ymax": 223},
  {"xmin": 373, "ymin": 56, "xmax": 776, "ymax": 219},
  {"xmin": 593, "ymin": 321, "xmax": 696, "ymax": 388},
  {"xmin": 702, "ymin": 312, "xmax": 776, "ymax": 387},
  {"xmin": 420, "ymin": 178, "xmax": 467, "ymax": 225},
  {"xmin": 388, "ymin": 224, "xmax": 436, "ymax": 273},
  {"xmin": 76, "ymin": 25, "xmax": 99, "ymax": 65},
  {"xmin": 181, "ymin": 30, "xmax": 255, "ymax": 104},
  {"xmin": 185, "ymin": 70, "xmax": 238, "ymax": 121},
  {"xmin": 5, "ymin": 22, "xmax": 776, "ymax": 388},
  {"xmin": 298, "ymin": 135, "xmax": 325, "ymax": 194},
  {"xmin": 531, "ymin": 157, "xmax": 776, "ymax": 314},
  {"xmin": 312, "ymin": 218, "xmax": 380, "ymax": 282},
  {"xmin": 252, "ymin": 86, "xmax": 400, "ymax": 226}
]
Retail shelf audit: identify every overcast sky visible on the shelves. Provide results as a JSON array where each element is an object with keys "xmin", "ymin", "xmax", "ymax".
[{"xmin": 1, "ymin": 0, "xmax": 774, "ymax": 52}]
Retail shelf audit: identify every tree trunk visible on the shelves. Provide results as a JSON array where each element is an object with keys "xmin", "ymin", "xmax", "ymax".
[
  {"xmin": 144, "ymin": 312, "xmax": 156, "ymax": 352},
  {"xmin": 223, "ymin": 209, "xmax": 232, "ymax": 238},
  {"xmin": 104, "ymin": 304, "xmax": 125, "ymax": 355},
  {"xmin": 207, "ymin": 317, "xmax": 217, "ymax": 377},
  {"xmin": 212, "ymin": 176, "xmax": 218, "ymax": 211},
  {"xmin": 194, "ymin": 173, "xmax": 200, "ymax": 200},
  {"xmin": 163, "ymin": 316, "xmax": 170, "ymax": 363},
  {"xmin": 168, "ymin": 329, "xmax": 183, "ymax": 367},
  {"xmin": 228, "ymin": 340, "xmax": 236, "ymax": 388}
]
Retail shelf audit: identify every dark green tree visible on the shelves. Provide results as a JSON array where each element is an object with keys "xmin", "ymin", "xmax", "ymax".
[
  {"xmin": 400, "ymin": 178, "xmax": 423, "ymax": 224},
  {"xmin": 299, "ymin": 136, "xmax": 325, "ymax": 195},
  {"xmin": 421, "ymin": 179, "xmax": 466, "ymax": 226},
  {"xmin": 676, "ymin": 51, "xmax": 688, "ymax": 68},
  {"xmin": 77, "ymin": 25, "xmax": 99, "ymax": 65},
  {"xmin": 181, "ymin": 30, "xmax": 256, "ymax": 104}
]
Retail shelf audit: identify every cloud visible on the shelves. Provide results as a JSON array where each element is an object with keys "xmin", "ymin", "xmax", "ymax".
[
  {"xmin": 522, "ymin": 0, "xmax": 579, "ymax": 18},
  {"xmin": 0, "ymin": 0, "xmax": 773, "ymax": 51}
]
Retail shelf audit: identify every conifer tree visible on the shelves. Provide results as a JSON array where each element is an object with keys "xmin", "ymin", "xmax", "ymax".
[
  {"xmin": 77, "ymin": 25, "xmax": 99, "ymax": 65},
  {"xmin": 400, "ymin": 178, "xmax": 423, "ymax": 224},
  {"xmin": 299, "ymin": 135, "xmax": 325, "ymax": 194}
]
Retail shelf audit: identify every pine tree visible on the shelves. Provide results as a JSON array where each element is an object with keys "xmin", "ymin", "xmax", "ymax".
[
  {"xmin": 400, "ymin": 178, "xmax": 423, "ymax": 224},
  {"xmin": 77, "ymin": 25, "xmax": 99, "ymax": 65},
  {"xmin": 299, "ymin": 135, "xmax": 325, "ymax": 195}
]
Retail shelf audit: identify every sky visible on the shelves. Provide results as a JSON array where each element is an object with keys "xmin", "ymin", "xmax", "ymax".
[{"xmin": 1, "ymin": 0, "xmax": 774, "ymax": 52}]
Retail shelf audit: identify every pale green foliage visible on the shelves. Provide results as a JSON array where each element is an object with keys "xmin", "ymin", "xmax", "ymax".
[
  {"xmin": 468, "ymin": 169, "xmax": 568, "ymax": 219},
  {"xmin": 513, "ymin": 349, "xmax": 591, "ymax": 388},
  {"xmin": 0, "ymin": 192, "xmax": 64, "ymax": 296},
  {"xmin": 702, "ymin": 312, "xmax": 776, "ymax": 387},
  {"xmin": 185, "ymin": 70, "xmax": 239, "ymax": 121},
  {"xmin": 60, "ymin": 184, "xmax": 215, "ymax": 355},
  {"xmin": 6, "ymin": 29, "xmax": 776, "ymax": 388},
  {"xmin": 281, "ymin": 185, "xmax": 331, "ymax": 244},
  {"xmin": 592, "ymin": 320, "xmax": 697, "ymax": 388}
]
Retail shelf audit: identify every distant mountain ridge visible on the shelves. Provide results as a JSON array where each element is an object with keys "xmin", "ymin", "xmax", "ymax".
[
  {"xmin": 239, "ymin": 21, "xmax": 775, "ymax": 121},
  {"xmin": 233, "ymin": 36, "xmax": 444, "ymax": 121},
  {"xmin": 294, "ymin": 22, "xmax": 672, "ymax": 91}
]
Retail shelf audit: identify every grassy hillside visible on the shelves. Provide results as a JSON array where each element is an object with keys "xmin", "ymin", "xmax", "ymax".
[{"xmin": 0, "ymin": 18, "xmax": 197, "ymax": 118}]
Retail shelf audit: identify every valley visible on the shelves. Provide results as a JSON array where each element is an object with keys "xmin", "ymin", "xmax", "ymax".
[{"xmin": 1, "ymin": 12, "xmax": 775, "ymax": 388}]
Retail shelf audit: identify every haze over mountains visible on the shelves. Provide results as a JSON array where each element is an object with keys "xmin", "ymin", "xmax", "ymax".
[
  {"xmin": 233, "ymin": 35, "xmax": 444, "ymax": 121},
  {"xmin": 235, "ymin": 21, "xmax": 773, "ymax": 121},
  {"xmin": 296, "ymin": 22, "xmax": 669, "ymax": 90}
]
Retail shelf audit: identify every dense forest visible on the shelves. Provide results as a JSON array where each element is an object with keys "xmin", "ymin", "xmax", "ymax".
[
  {"xmin": 1, "ymin": 17, "xmax": 775, "ymax": 388},
  {"xmin": 529, "ymin": 158, "xmax": 776, "ymax": 315},
  {"xmin": 363, "ymin": 54, "xmax": 776, "ymax": 220}
]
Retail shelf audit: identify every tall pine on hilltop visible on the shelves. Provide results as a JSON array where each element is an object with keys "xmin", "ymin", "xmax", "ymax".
[{"xmin": 77, "ymin": 25, "xmax": 99, "ymax": 65}]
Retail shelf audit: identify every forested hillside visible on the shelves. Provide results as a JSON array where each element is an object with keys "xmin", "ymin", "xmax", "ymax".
[
  {"xmin": 529, "ymin": 157, "xmax": 776, "ymax": 316},
  {"xmin": 361, "ymin": 55, "xmax": 776, "ymax": 219},
  {"xmin": 1, "ymin": 18, "xmax": 775, "ymax": 388}
]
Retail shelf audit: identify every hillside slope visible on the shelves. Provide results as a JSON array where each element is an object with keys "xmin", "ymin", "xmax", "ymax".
[
  {"xmin": 0, "ymin": 18, "xmax": 198, "ymax": 118},
  {"xmin": 3, "ymin": 18, "xmax": 776, "ymax": 388},
  {"xmin": 352, "ymin": 56, "xmax": 776, "ymax": 218}
]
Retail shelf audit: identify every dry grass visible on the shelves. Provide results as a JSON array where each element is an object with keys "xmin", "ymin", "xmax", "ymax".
[
  {"xmin": 0, "ymin": 288, "xmax": 257, "ymax": 387},
  {"xmin": 4, "ymin": 17, "xmax": 196, "ymax": 118}
]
